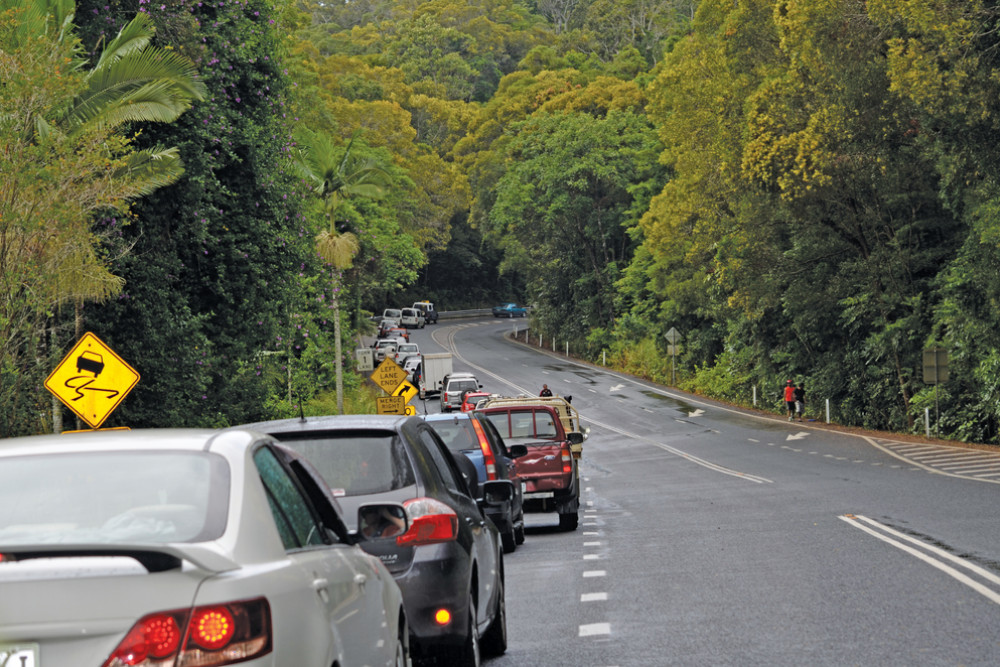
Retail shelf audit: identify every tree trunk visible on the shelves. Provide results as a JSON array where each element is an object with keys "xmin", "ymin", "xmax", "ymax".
[{"xmin": 334, "ymin": 292, "xmax": 344, "ymax": 415}]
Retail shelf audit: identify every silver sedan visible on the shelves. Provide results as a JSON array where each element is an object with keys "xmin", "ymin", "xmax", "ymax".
[{"xmin": 0, "ymin": 428, "xmax": 410, "ymax": 667}]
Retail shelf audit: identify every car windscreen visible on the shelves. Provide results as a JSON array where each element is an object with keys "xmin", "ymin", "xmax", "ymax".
[
  {"xmin": 424, "ymin": 419, "xmax": 477, "ymax": 454},
  {"xmin": 0, "ymin": 451, "xmax": 229, "ymax": 545},
  {"xmin": 276, "ymin": 432, "xmax": 416, "ymax": 498},
  {"xmin": 449, "ymin": 380, "xmax": 478, "ymax": 394},
  {"xmin": 485, "ymin": 409, "xmax": 558, "ymax": 439}
]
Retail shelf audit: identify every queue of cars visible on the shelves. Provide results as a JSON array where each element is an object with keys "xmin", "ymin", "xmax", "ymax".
[{"xmin": 1, "ymin": 314, "xmax": 580, "ymax": 667}]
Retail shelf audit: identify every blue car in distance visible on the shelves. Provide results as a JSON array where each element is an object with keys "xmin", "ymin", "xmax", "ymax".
[{"xmin": 492, "ymin": 303, "xmax": 527, "ymax": 318}]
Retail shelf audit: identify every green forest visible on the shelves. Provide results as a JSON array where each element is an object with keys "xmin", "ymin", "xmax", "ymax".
[{"xmin": 3, "ymin": 0, "xmax": 1000, "ymax": 444}]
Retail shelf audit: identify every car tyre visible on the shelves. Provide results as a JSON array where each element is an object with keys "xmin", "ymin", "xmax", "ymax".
[
  {"xmin": 444, "ymin": 595, "xmax": 480, "ymax": 667},
  {"xmin": 500, "ymin": 528, "xmax": 516, "ymax": 554},
  {"xmin": 480, "ymin": 578, "xmax": 507, "ymax": 657},
  {"xmin": 558, "ymin": 511, "xmax": 578, "ymax": 531},
  {"xmin": 514, "ymin": 514, "xmax": 525, "ymax": 545},
  {"xmin": 395, "ymin": 619, "xmax": 410, "ymax": 667}
]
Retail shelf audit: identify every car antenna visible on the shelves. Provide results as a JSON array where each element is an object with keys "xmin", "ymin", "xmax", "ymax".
[{"xmin": 294, "ymin": 393, "xmax": 306, "ymax": 422}]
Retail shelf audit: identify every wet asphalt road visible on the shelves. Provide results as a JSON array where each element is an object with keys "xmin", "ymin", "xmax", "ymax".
[{"xmin": 398, "ymin": 318, "xmax": 1000, "ymax": 666}]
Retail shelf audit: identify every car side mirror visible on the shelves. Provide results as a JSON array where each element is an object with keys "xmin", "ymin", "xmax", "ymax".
[
  {"xmin": 567, "ymin": 432, "xmax": 584, "ymax": 445},
  {"xmin": 356, "ymin": 503, "xmax": 408, "ymax": 542},
  {"xmin": 481, "ymin": 480, "xmax": 513, "ymax": 506},
  {"xmin": 507, "ymin": 444, "xmax": 528, "ymax": 459}
]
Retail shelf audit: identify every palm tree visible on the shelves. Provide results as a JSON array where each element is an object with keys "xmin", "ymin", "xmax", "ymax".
[
  {"xmin": 294, "ymin": 130, "xmax": 390, "ymax": 414},
  {"xmin": 1, "ymin": 0, "xmax": 206, "ymax": 433}
]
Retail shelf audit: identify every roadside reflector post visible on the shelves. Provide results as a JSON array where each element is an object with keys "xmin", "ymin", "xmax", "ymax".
[
  {"xmin": 826, "ymin": 399, "xmax": 831, "ymax": 424},
  {"xmin": 753, "ymin": 385, "xmax": 757, "ymax": 408},
  {"xmin": 925, "ymin": 408, "xmax": 930, "ymax": 438},
  {"xmin": 565, "ymin": 341, "xmax": 568, "ymax": 356}
]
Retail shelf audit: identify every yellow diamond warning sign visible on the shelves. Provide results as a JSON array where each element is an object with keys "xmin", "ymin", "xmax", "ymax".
[
  {"xmin": 45, "ymin": 332, "xmax": 140, "ymax": 429},
  {"xmin": 372, "ymin": 357, "xmax": 408, "ymax": 394}
]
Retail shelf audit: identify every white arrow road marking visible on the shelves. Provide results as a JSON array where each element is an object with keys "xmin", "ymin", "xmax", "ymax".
[
  {"xmin": 610, "ymin": 383, "xmax": 625, "ymax": 392},
  {"xmin": 688, "ymin": 409, "xmax": 705, "ymax": 418},
  {"xmin": 787, "ymin": 432, "xmax": 810, "ymax": 440}
]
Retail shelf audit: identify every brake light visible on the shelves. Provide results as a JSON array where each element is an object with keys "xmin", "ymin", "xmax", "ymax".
[
  {"xmin": 191, "ymin": 607, "xmax": 235, "ymax": 650},
  {"xmin": 561, "ymin": 444, "xmax": 572, "ymax": 474},
  {"xmin": 396, "ymin": 498, "xmax": 459, "ymax": 547},
  {"xmin": 102, "ymin": 598, "xmax": 271, "ymax": 667},
  {"xmin": 471, "ymin": 419, "xmax": 498, "ymax": 480}
]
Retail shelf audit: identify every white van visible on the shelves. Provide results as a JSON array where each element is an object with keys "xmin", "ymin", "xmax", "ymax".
[{"xmin": 399, "ymin": 307, "xmax": 424, "ymax": 329}]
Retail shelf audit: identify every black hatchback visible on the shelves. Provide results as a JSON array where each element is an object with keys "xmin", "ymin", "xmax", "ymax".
[{"xmin": 240, "ymin": 414, "xmax": 509, "ymax": 666}]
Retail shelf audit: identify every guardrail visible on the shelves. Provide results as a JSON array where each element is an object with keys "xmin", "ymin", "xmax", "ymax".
[{"xmin": 438, "ymin": 308, "xmax": 492, "ymax": 319}]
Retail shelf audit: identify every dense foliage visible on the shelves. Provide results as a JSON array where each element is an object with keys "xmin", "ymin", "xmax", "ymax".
[{"xmin": 4, "ymin": 0, "xmax": 1000, "ymax": 443}]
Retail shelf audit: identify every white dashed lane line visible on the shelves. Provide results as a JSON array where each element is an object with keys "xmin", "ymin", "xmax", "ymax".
[{"xmin": 579, "ymin": 483, "xmax": 610, "ymax": 641}]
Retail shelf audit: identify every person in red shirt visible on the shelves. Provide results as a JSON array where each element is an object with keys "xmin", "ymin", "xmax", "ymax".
[{"xmin": 784, "ymin": 380, "xmax": 796, "ymax": 421}]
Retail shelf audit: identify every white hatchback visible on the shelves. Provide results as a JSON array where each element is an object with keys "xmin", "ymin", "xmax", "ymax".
[{"xmin": 0, "ymin": 429, "xmax": 411, "ymax": 667}]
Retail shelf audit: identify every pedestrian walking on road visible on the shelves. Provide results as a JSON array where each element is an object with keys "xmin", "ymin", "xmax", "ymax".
[
  {"xmin": 784, "ymin": 380, "xmax": 796, "ymax": 421},
  {"xmin": 794, "ymin": 382, "xmax": 806, "ymax": 421}
]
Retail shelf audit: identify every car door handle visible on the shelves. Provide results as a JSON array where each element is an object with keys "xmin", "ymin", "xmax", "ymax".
[
  {"xmin": 312, "ymin": 577, "xmax": 329, "ymax": 591},
  {"xmin": 354, "ymin": 573, "xmax": 368, "ymax": 587}
]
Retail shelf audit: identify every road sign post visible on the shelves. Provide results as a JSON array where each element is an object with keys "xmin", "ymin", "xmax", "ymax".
[
  {"xmin": 44, "ymin": 332, "xmax": 140, "ymax": 429},
  {"xmin": 922, "ymin": 348, "xmax": 949, "ymax": 438},
  {"xmin": 664, "ymin": 327, "xmax": 681, "ymax": 386}
]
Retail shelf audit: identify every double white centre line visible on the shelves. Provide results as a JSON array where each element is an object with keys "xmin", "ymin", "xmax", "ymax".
[{"xmin": 839, "ymin": 514, "xmax": 1000, "ymax": 606}]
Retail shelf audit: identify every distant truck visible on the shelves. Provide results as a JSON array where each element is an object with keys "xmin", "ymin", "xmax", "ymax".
[
  {"xmin": 478, "ymin": 395, "xmax": 588, "ymax": 531},
  {"xmin": 417, "ymin": 352, "xmax": 453, "ymax": 399}
]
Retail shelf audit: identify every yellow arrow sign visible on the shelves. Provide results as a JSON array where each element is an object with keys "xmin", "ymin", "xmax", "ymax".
[
  {"xmin": 392, "ymin": 380, "xmax": 418, "ymax": 405},
  {"xmin": 372, "ymin": 357, "xmax": 408, "ymax": 394},
  {"xmin": 44, "ymin": 332, "xmax": 140, "ymax": 429}
]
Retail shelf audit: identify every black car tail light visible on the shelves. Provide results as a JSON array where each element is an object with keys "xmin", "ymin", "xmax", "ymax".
[
  {"xmin": 101, "ymin": 597, "xmax": 271, "ymax": 667},
  {"xmin": 396, "ymin": 498, "xmax": 459, "ymax": 547}
]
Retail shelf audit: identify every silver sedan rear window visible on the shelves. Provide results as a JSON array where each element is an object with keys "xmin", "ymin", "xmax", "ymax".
[{"xmin": 0, "ymin": 452, "xmax": 229, "ymax": 545}]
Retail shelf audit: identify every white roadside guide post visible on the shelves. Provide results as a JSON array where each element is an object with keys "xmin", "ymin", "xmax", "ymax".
[{"xmin": 664, "ymin": 327, "xmax": 681, "ymax": 386}]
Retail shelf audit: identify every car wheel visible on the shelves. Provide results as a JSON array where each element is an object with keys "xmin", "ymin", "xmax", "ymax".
[
  {"xmin": 480, "ymin": 578, "xmax": 507, "ymax": 657},
  {"xmin": 500, "ymin": 528, "xmax": 516, "ymax": 554},
  {"xmin": 444, "ymin": 595, "xmax": 480, "ymax": 667},
  {"xmin": 558, "ymin": 511, "xmax": 578, "ymax": 531},
  {"xmin": 395, "ymin": 619, "xmax": 410, "ymax": 667},
  {"xmin": 514, "ymin": 514, "xmax": 525, "ymax": 545}
]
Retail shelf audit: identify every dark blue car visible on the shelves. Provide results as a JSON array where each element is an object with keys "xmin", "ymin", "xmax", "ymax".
[
  {"xmin": 491, "ymin": 303, "xmax": 527, "ymax": 318},
  {"xmin": 422, "ymin": 411, "xmax": 527, "ymax": 554}
]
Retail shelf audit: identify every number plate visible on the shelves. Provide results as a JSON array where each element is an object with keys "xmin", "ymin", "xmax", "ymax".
[
  {"xmin": 524, "ymin": 491, "xmax": 554, "ymax": 499},
  {"xmin": 1, "ymin": 643, "xmax": 39, "ymax": 667}
]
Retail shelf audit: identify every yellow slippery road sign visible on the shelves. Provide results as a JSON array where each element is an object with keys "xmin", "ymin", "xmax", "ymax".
[{"xmin": 45, "ymin": 332, "xmax": 140, "ymax": 429}]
